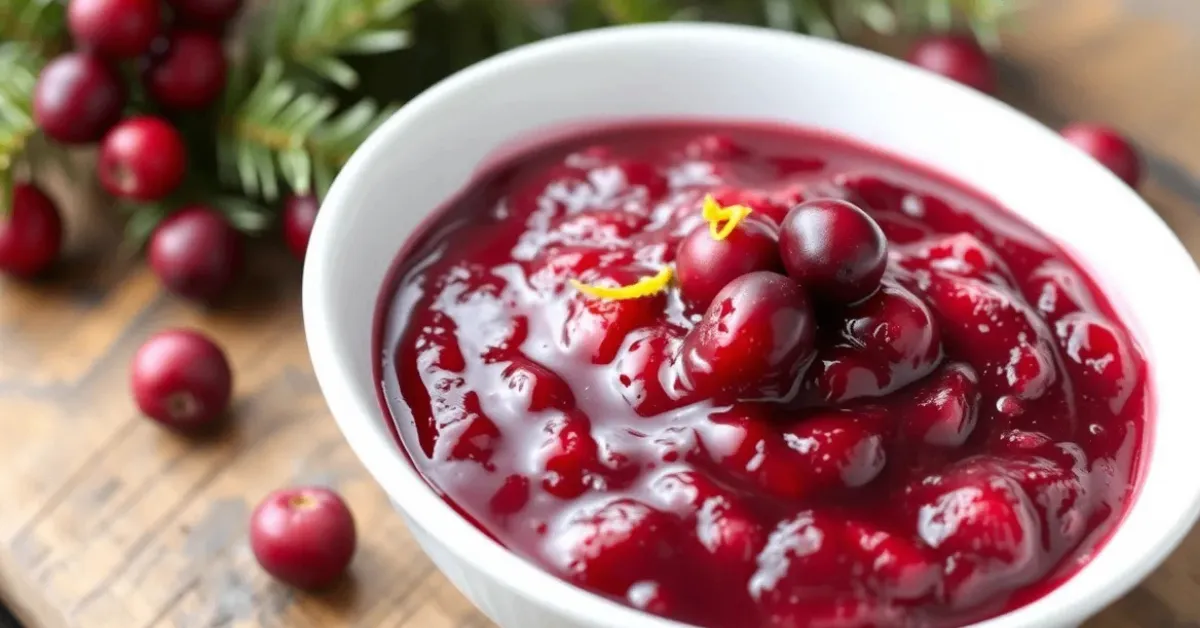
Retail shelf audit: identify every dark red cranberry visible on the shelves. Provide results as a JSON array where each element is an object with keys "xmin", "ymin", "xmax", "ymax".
[
  {"xmin": 680, "ymin": 271, "xmax": 817, "ymax": 400},
  {"xmin": 548, "ymin": 498, "xmax": 681, "ymax": 597},
  {"xmin": 147, "ymin": 206, "xmax": 243, "ymax": 301},
  {"xmin": 68, "ymin": 0, "xmax": 162, "ymax": 58},
  {"xmin": 901, "ymin": 362, "xmax": 980, "ymax": 448},
  {"xmin": 781, "ymin": 413, "xmax": 888, "ymax": 491},
  {"xmin": 842, "ymin": 521, "xmax": 940, "ymax": 601},
  {"xmin": 282, "ymin": 194, "xmax": 319, "ymax": 260},
  {"xmin": 675, "ymin": 216, "xmax": 781, "ymax": 309},
  {"xmin": 0, "ymin": 184, "xmax": 63, "ymax": 277},
  {"xmin": 779, "ymin": 198, "xmax": 888, "ymax": 304},
  {"xmin": 1060, "ymin": 123, "xmax": 1142, "ymax": 187},
  {"xmin": 98, "ymin": 116, "xmax": 188, "ymax": 201},
  {"xmin": 250, "ymin": 486, "xmax": 357, "ymax": 590},
  {"xmin": 143, "ymin": 30, "xmax": 227, "ymax": 110},
  {"xmin": 536, "ymin": 412, "xmax": 601, "ymax": 498},
  {"xmin": 906, "ymin": 34, "xmax": 996, "ymax": 94},
  {"xmin": 166, "ymin": 0, "xmax": 243, "ymax": 28},
  {"xmin": 130, "ymin": 328, "xmax": 232, "ymax": 429},
  {"xmin": 1054, "ymin": 313, "xmax": 1142, "ymax": 415},
  {"xmin": 563, "ymin": 265, "xmax": 666, "ymax": 364},
  {"xmin": 34, "ymin": 53, "xmax": 126, "ymax": 144}
]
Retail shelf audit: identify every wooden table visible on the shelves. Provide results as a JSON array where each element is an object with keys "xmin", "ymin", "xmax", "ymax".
[{"xmin": 3, "ymin": 0, "xmax": 1200, "ymax": 626}]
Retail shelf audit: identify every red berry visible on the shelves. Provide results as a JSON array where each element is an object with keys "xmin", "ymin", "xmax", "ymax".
[
  {"xmin": 34, "ymin": 53, "xmax": 126, "ymax": 144},
  {"xmin": 1060, "ymin": 123, "xmax": 1142, "ymax": 187},
  {"xmin": 906, "ymin": 34, "xmax": 997, "ymax": 94},
  {"xmin": 68, "ymin": 0, "xmax": 162, "ymax": 59},
  {"xmin": 130, "ymin": 328, "xmax": 232, "ymax": 429},
  {"xmin": 674, "ymin": 216, "xmax": 782, "ymax": 309},
  {"xmin": 166, "ymin": 0, "xmax": 243, "ymax": 28},
  {"xmin": 250, "ymin": 486, "xmax": 357, "ymax": 590},
  {"xmin": 282, "ymin": 194, "xmax": 319, "ymax": 260},
  {"xmin": 143, "ymin": 31, "xmax": 227, "ymax": 110},
  {"xmin": 148, "ymin": 206, "xmax": 243, "ymax": 301},
  {"xmin": 680, "ymin": 271, "xmax": 817, "ymax": 400},
  {"xmin": 98, "ymin": 116, "xmax": 188, "ymax": 201},
  {"xmin": 548, "ymin": 498, "xmax": 681, "ymax": 596},
  {"xmin": 779, "ymin": 198, "xmax": 888, "ymax": 304},
  {"xmin": 0, "ymin": 183, "xmax": 64, "ymax": 277}
]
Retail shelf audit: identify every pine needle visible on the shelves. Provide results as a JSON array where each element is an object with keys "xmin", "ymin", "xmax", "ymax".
[
  {"xmin": 259, "ymin": 0, "xmax": 423, "ymax": 89},
  {"xmin": 219, "ymin": 59, "xmax": 395, "ymax": 202}
]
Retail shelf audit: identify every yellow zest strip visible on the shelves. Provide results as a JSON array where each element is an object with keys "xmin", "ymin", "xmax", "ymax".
[
  {"xmin": 570, "ymin": 266, "xmax": 674, "ymax": 300},
  {"xmin": 701, "ymin": 194, "xmax": 753, "ymax": 241}
]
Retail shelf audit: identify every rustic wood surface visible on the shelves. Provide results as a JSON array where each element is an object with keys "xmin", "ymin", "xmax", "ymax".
[{"xmin": 2, "ymin": 0, "xmax": 1200, "ymax": 626}]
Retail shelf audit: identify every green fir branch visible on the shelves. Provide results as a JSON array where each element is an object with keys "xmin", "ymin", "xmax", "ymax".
[
  {"xmin": 0, "ymin": 42, "xmax": 43, "ymax": 214},
  {"xmin": 219, "ymin": 59, "xmax": 396, "ymax": 203},
  {"xmin": 259, "ymin": 0, "xmax": 425, "ymax": 89}
]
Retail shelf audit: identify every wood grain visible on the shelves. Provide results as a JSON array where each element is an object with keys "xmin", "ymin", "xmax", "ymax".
[{"xmin": 3, "ymin": 0, "xmax": 1200, "ymax": 626}]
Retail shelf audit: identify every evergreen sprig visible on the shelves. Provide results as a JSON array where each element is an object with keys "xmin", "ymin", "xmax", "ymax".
[
  {"xmin": 0, "ymin": 42, "xmax": 43, "ymax": 212},
  {"xmin": 215, "ymin": 0, "xmax": 1016, "ymax": 217},
  {"xmin": 259, "ymin": 0, "xmax": 424, "ymax": 89},
  {"xmin": 219, "ymin": 58, "xmax": 395, "ymax": 203}
]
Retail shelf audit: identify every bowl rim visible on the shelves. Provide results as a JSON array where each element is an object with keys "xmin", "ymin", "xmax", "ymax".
[{"xmin": 303, "ymin": 21, "xmax": 1200, "ymax": 628}]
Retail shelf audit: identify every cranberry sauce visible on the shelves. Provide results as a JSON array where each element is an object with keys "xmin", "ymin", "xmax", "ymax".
[{"xmin": 376, "ymin": 122, "xmax": 1149, "ymax": 628}]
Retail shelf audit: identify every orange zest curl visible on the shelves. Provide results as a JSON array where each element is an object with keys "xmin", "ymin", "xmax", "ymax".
[
  {"xmin": 569, "ymin": 266, "xmax": 674, "ymax": 300},
  {"xmin": 701, "ymin": 194, "xmax": 753, "ymax": 241}
]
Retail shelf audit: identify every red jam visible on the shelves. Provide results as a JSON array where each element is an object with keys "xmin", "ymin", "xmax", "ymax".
[{"xmin": 376, "ymin": 122, "xmax": 1149, "ymax": 628}]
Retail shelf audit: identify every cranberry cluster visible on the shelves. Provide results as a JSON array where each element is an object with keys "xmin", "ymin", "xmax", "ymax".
[{"xmin": 1, "ymin": 0, "xmax": 323, "ymax": 289}]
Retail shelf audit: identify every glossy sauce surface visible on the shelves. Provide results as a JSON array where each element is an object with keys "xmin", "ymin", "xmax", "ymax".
[{"xmin": 377, "ymin": 123, "xmax": 1149, "ymax": 627}]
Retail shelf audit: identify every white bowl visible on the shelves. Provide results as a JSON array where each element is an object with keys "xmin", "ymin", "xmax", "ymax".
[{"xmin": 303, "ymin": 22, "xmax": 1200, "ymax": 628}]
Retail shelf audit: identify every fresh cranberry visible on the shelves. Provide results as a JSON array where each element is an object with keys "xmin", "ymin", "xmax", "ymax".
[
  {"xmin": 1026, "ymin": 261, "xmax": 1097, "ymax": 323},
  {"xmin": 699, "ymin": 404, "xmax": 806, "ymax": 499},
  {"xmin": 898, "ymin": 232, "xmax": 1016, "ymax": 288},
  {"xmin": 143, "ymin": 30, "xmax": 227, "ymax": 110},
  {"xmin": 501, "ymin": 357, "xmax": 575, "ymax": 413},
  {"xmin": 98, "ymin": 116, "xmax": 188, "ymax": 201},
  {"xmin": 805, "ymin": 281, "xmax": 943, "ymax": 403},
  {"xmin": 842, "ymin": 521, "xmax": 940, "ymax": 601},
  {"xmin": 1061, "ymin": 123, "xmax": 1142, "ymax": 187},
  {"xmin": 650, "ymin": 471, "xmax": 765, "ymax": 578},
  {"xmin": 781, "ymin": 412, "xmax": 888, "ymax": 491},
  {"xmin": 900, "ymin": 362, "xmax": 981, "ymax": 448},
  {"xmin": 906, "ymin": 34, "xmax": 996, "ymax": 94},
  {"xmin": 34, "ymin": 52, "xmax": 126, "ymax": 144},
  {"xmin": 1055, "ymin": 313, "xmax": 1142, "ymax": 415},
  {"xmin": 130, "ymin": 328, "xmax": 232, "ymax": 429},
  {"xmin": 921, "ymin": 274, "xmax": 1059, "ymax": 400},
  {"xmin": 680, "ymin": 271, "xmax": 817, "ymax": 400},
  {"xmin": 563, "ymin": 265, "xmax": 666, "ymax": 364},
  {"xmin": 536, "ymin": 412, "xmax": 601, "ymax": 498},
  {"xmin": 548, "ymin": 498, "xmax": 682, "ymax": 597},
  {"xmin": 489, "ymin": 474, "xmax": 531, "ymax": 516},
  {"xmin": 282, "ymin": 194, "xmax": 319, "ymax": 260},
  {"xmin": 166, "ymin": 0, "xmax": 242, "ymax": 27},
  {"xmin": 614, "ymin": 328, "xmax": 687, "ymax": 417},
  {"xmin": 68, "ymin": 0, "xmax": 161, "ymax": 58},
  {"xmin": 250, "ymin": 486, "xmax": 357, "ymax": 590},
  {"xmin": 675, "ymin": 216, "xmax": 781, "ymax": 309},
  {"xmin": 905, "ymin": 461, "xmax": 1041, "ymax": 607},
  {"xmin": 0, "ymin": 184, "xmax": 63, "ymax": 277},
  {"xmin": 147, "ymin": 206, "xmax": 243, "ymax": 301},
  {"xmin": 750, "ymin": 511, "xmax": 854, "ymax": 602},
  {"xmin": 779, "ymin": 199, "xmax": 888, "ymax": 304}
]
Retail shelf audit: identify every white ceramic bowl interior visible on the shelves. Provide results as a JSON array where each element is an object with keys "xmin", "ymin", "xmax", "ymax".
[{"xmin": 303, "ymin": 23, "xmax": 1200, "ymax": 628}]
